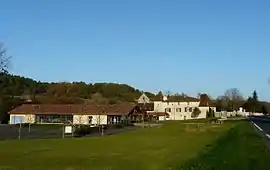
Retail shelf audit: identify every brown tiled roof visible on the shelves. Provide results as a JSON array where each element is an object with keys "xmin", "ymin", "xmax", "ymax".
[
  {"xmin": 199, "ymin": 94, "xmax": 212, "ymax": 107},
  {"xmin": 9, "ymin": 104, "xmax": 83, "ymax": 114},
  {"xmin": 9, "ymin": 103, "xmax": 136, "ymax": 116},
  {"xmin": 151, "ymin": 95, "xmax": 199, "ymax": 102},
  {"xmin": 83, "ymin": 103, "xmax": 135, "ymax": 116},
  {"xmin": 150, "ymin": 96, "xmax": 163, "ymax": 101}
]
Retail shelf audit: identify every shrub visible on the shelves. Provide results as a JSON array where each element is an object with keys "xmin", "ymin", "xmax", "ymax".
[
  {"xmin": 74, "ymin": 125, "xmax": 99, "ymax": 137},
  {"xmin": 191, "ymin": 107, "xmax": 201, "ymax": 118},
  {"xmin": 105, "ymin": 123, "xmax": 133, "ymax": 129},
  {"xmin": 207, "ymin": 108, "xmax": 215, "ymax": 118}
]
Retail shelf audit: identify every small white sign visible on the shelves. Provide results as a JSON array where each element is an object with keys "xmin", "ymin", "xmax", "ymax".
[{"xmin": 65, "ymin": 126, "xmax": 72, "ymax": 134}]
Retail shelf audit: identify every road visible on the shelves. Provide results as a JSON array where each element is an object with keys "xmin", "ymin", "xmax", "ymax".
[{"xmin": 249, "ymin": 116, "xmax": 270, "ymax": 137}]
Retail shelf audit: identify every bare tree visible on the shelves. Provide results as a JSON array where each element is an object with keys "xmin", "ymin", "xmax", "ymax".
[
  {"xmin": 92, "ymin": 114, "xmax": 105, "ymax": 136},
  {"xmin": 0, "ymin": 43, "xmax": 11, "ymax": 73},
  {"xmin": 164, "ymin": 90, "xmax": 172, "ymax": 97},
  {"xmin": 224, "ymin": 88, "xmax": 244, "ymax": 101},
  {"xmin": 93, "ymin": 114, "xmax": 105, "ymax": 125},
  {"xmin": 217, "ymin": 95, "xmax": 229, "ymax": 111},
  {"xmin": 74, "ymin": 115, "xmax": 85, "ymax": 125},
  {"xmin": 26, "ymin": 115, "xmax": 35, "ymax": 133},
  {"xmin": 223, "ymin": 88, "xmax": 244, "ymax": 111}
]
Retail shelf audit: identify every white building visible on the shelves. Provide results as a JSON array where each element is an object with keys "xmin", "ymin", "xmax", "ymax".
[{"xmin": 137, "ymin": 93, "xmax": 216, "ymax": 120}]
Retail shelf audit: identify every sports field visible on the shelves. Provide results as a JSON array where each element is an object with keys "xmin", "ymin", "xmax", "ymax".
[{"xmin": 0, "ymin": 120, "xmax": 269, "ymax": 170}]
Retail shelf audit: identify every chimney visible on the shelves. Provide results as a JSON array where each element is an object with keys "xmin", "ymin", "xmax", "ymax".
[{"xmin": 163, "ymin": 96, "xmax": 168, "ymax": 101}]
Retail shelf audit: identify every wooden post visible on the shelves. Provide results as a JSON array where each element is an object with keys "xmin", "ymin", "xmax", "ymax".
[
  {"xmin": 62, "ymin": 124, "xmax": 65, "ymax": 138},
  {"xmin": 72, "ymin": 124, "xmax": 74, "ymax": 138},
  {"xmin": 101, "ymin": 125, "xmax": 104, "ymax": 137},
  {"xmin": 28, "ymin": 123, "xmax": 31, "ymax": 133},
  {"xmin": 18, "ymin": 123, "xmax": 22, "ymax": 140}
]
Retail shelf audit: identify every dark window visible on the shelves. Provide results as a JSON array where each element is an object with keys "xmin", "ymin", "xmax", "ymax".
[
  {"xmin": 88, "ymin": 116, "xmax": 93, "ymax": 124},
  {"xmin": 165, "ymin": 108, "xmax": 171, "ymax": 112},
  {"xmin": 35, "ymin": 115, "xmax": 73, "ymax": 124},
  {"xmin": 189, "ymin": 108, "xmax": 193, "ymax": 112}
]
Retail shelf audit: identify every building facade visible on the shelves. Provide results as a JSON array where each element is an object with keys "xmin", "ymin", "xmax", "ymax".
[
  {"xmin": 9, "ymin": 104, "xmax": 135, "ymax": 125},
  {"xmin": 137, "ymin": 93, "xmax": 216, "ymax": 120}
]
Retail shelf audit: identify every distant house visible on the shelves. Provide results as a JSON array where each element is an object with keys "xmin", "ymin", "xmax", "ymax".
[
  {"xmin": 8, "ymin": 104, "xmax": 136, "ymax": 125},
  {"xmin": 137, "ymin": 93, "xmax": 151, "ymax": 103},
  {"xmin": 136, "ymin": 93, "xmax": 216, "ymax": 120}
]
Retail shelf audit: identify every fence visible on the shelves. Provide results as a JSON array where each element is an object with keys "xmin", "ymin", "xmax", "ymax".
[
  {"xmin": 215, "ymin": 111, "xmax": 250, "ymax": 118},
  {"xmin": 0, "ymin": 124, "xmax": 71, "ymax": 140},
  {"xmin": 0, "ymin": 123, "xmax": 139, "ymax": 140}
]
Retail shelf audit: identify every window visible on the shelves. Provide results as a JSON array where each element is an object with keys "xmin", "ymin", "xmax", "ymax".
[
  {"xmin": 36, "ymin": 115, "xmax": 73, "ymax": 124},
  {"xmin": 165, "ymin": 108, "xmax": 171, "ymax": 112},
  {"xmin": 88, "ymin": 116, "xmax": 93, "ymax": 124},
  {"xmin": 189, "ymin": 107, "xmax": 193, "ymax": 112},
  {"xmin": 185, "ymin": 107, "xmax": 188, "ymax": 112},
  {"xmin": 176, "ymin": 108, "xmax": 181, "ymax": 112}
]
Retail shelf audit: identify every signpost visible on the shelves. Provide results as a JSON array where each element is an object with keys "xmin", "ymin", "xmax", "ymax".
[{"xmin": 63, "ymin": 124, "xmax": 73, "ymax": 138}]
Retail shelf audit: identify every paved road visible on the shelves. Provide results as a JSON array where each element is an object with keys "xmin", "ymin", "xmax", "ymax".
[{"xmin": 249, "ymin": 116, "xmax": 270, "ymax": 135}]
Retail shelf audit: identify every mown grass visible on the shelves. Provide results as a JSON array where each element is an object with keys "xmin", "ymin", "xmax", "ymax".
[
  {"xmin": 180, "ymin": 121, "xmax": 270, "ymax": 170},
  {"xmin": 0, "ymin": 120, "xmax": 269, "ymax": 170},
  {"xmin": 0, "ymin": 121, "xmax": 231, "ymax": 170}
]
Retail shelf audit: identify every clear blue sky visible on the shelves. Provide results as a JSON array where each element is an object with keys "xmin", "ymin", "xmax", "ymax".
[{"xmin": 1, "ymin": 0, "xmax": 270, "ymax": 100}]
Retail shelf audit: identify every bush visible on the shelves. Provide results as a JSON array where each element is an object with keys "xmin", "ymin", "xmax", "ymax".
[
  {"xmin": 207, "ymin": 108, "xmax": 215, "ymax": 118},
  {"xmin": 105, "ymin": 123, "xmax": 133, "ymax": 129},
  {"xmin": 74, "ymin": 125, "xmax": 99, "ymax": 137},
  {"xmin": 106, "ymin": 124, "xmax": 123, "ymax": 129},
  {"xmin": 15, "ymin": 123, "xmax": 31, "ymax": 128},
  {"xmin": 235, "ymin": 114, "xmax": 242, "ymax": 117},
  {"xmin": 191, "ymin": 107, "xmax": 201, "ymax": 118}
]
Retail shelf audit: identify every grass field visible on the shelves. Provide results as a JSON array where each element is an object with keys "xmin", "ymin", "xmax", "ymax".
[{"xmin": 0, "ymin": 120, "xmax": 269, "ymax": 170}]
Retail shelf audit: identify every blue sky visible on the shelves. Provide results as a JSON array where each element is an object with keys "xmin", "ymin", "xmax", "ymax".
[{"xmin": 1, "ymin": 0, "xmax": 270, "ymax": 100}]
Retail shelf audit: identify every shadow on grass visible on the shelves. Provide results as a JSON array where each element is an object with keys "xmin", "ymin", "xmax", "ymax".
[{"xmin": 174, "ymin": 120, "xmax": 270, "ymax": 170}]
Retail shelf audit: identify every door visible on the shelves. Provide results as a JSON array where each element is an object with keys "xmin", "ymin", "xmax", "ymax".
[{"xmin": 11, "ymin": 116, "xmax": 25, "ymax": 124}]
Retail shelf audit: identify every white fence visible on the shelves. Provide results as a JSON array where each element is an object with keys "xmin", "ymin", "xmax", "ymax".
[{"xmin": 215, "ymin": 111, "xmax": 250, "ymax": 118}]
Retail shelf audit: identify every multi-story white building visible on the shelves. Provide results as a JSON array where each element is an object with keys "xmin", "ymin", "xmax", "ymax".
[{"xmin": 137, "ymin": 93, "xmax": 216, "ymax": 120}]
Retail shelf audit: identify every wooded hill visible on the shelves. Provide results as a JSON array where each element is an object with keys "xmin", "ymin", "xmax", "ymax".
[{"xmin": 0, "ymin": 73, "xmax": 156, "ymax": 104}]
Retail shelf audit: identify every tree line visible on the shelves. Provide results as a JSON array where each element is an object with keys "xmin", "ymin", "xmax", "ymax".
[
  {"xmin": 214, "ymin": 88, "xmax": 269, "ymax": 114},
  {"xmin": 0, "ymin": 73, "xmax": 153, "ymax": 104}
]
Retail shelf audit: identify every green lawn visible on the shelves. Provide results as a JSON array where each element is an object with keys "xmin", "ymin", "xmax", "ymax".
[{"xmin": 0, "ymin": 121, "xmax": 269, "ymax": 170}]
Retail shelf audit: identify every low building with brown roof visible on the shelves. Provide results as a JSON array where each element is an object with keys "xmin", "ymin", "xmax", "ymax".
[{"xmin": 9, "ymin": 103, "xmax": 136, "ymax": 125}]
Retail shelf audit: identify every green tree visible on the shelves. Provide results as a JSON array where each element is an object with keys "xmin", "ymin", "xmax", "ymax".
[
  {"xmin": 206, "ymin": 108, "xmax": 215, "ymax": 118},
  {"xmin": 252, "ymin": 90, "xmax": 258, "ymax": 101},
  {"xmin": 191, "ymin": 107, "xmax": 201, "ymax": 118}
]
